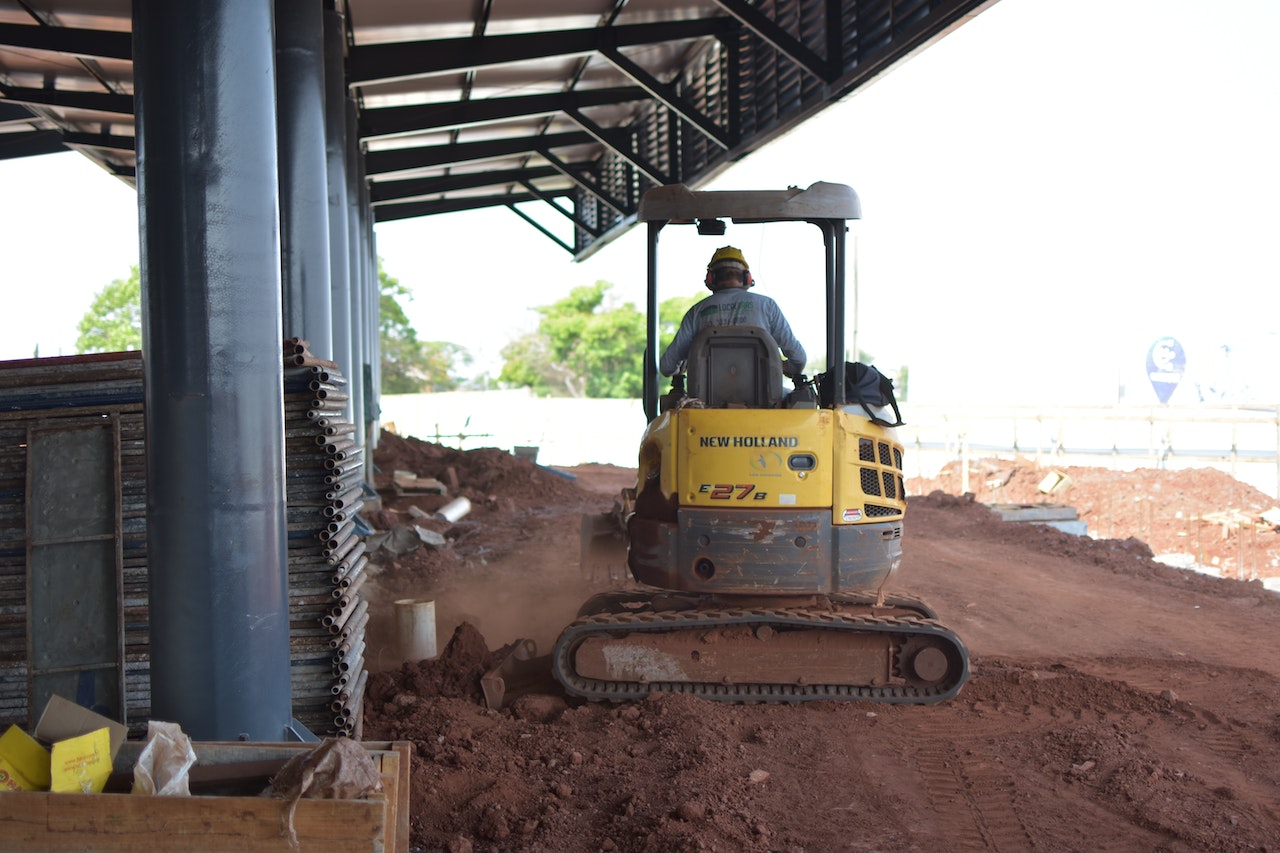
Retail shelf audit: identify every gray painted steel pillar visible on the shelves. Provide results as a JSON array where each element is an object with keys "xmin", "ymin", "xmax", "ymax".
[
  {"xmin": 364, "ymin": 183, "xmax": 381, "ymax": 446},
  {"xmin": 276, "ymin": 0, "xmax": 333, "ymax": 360},
  {"xmin": 324, "ymin": 8, "xmax": 353, "ymax": 402},
  {"xmin": 134, "ymin": 0, "xmax": 293, "ymax": 740},
  {"xmin": 345, "ymin": 97, "xmax": 366, "ymax": 463}
]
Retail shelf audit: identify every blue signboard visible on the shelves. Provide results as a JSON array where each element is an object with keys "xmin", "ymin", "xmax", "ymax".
[{"xmin": 1146, "ymin": 337, "xmax": 1186, "ymax": 404}]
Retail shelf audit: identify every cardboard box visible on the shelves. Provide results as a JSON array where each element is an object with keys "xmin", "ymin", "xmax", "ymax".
[
  {"xmin": 0, "ymin": 695, "xmax": 127, "ymax": 795},
  {"xmin": 34, "ymin": 694, "xmax": 127, "ymax": 760}
]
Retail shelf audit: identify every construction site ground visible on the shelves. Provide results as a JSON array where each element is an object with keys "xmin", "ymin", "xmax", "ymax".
[{"xmin": 360, "ymin": 431, "xmax": 1280, "ymax": 852}]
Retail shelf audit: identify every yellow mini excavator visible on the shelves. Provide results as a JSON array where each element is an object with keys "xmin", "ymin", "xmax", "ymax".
[{"xmin": 553, "ymin": 182, "xmax": 969, "ymax": 704}]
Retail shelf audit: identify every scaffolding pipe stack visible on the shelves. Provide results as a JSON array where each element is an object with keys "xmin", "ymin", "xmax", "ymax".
[
  {"xmin": 0, "ymin": 353, "xmax": 149, "ymax": 732},
  {"xmin": 0, "ymin": 347, "xmax": 368, "ymax": 739},
  {"xmin": 282, "ymin": 338, "xmax": 367, "ymax": 737}
]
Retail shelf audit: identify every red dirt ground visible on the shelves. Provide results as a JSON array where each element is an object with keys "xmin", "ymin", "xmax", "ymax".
[{"xmin": 361, "ymin": 431, "xmax": 1280, "ymax": 852}]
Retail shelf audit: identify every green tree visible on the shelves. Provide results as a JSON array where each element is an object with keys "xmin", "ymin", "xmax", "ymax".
[
  {"xmin": 76, "ymin": 265, "xmax": 142, "ymax": 353},
  {"xmin": 73, "ymin": 261, "xmax": 466, "ymax": 392},
  {"xmin": 379, "ymin": 260, "xmax": 470, "ymax": 394},
  {"xmin": 499, "ymin": 282, "xmax": 699, "ymax": 398}
]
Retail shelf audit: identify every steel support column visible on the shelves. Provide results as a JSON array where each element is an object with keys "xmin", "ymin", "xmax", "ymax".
[
  {"xmin": 345, "ymin": 96, "xmax": 366, "ymax": 463},
  {"xmin": 134, "ymin": 0, "xmax": 292, "ymax": 740},
  {"xmin": 363, "ymin": 178, "xmax": 381, "ymax": 448},
  {"xmin": 324, "ymin": 6, "xmax": 353, "ymax": 403},
  {"xmin": 276, "ymin": 0, "xmax": 333, "ymax": 360}
]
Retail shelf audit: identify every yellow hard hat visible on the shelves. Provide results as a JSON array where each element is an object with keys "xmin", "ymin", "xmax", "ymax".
[
  {"xmin": 707, "ymin": 246, "xmax": 749, "ymax": 271},
  {"xmin": 706, "ymin": 246, "xmax": 753, "ymax": 289}
]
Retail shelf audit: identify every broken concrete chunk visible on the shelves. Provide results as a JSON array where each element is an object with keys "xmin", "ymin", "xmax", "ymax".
[
  {"xmin": 413, "ymin": 525, "xmax": 448, "ymax": 548},
  {"xmin": 392, "ymin": 470, "xmax": 448, "ymax": 494}
]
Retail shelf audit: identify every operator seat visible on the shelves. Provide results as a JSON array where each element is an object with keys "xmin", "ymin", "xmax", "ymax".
[{"xmin": 685, "ymin": 325, "xmax": 784, "ymax": 408}]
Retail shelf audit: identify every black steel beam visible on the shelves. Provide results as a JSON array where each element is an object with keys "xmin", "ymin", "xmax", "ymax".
[
  {"xmin": 564, "ymin": 105, "xmax": 669, "ymax": 186},
  {"xmin": 372, "ymin": 191, "xmax": 544, "ymax": 222},
  {"xmin": 713, "ymin": 0, "xmax": 835, "ymax": 82},
  {"xmin": 0, "ymin": 84, "xmax": 133, "ymax": 115},
  {"xmin": 0, "ymin": 129, "xmax": 66, "ymax": 159},
  {"xmin": 506, "ymin": 202, "xmax": 575, "ymax": 254},
  {"xmin": 63, "ymin": 131, "xmax": 135, "ymax": 151},
  {"xmin": 518, "ymin": 179, "xmax": 601, "ymax": 237},
  {"xmin": 364, "ymin": 130, "xmax": 590, "ymax": 176},
  {"xmin": 359, "ymin": 86, "xmax": 648, "ymax": 139},
  {"xmin": 349, "ymin": 18, "xmax": 735, "ymax": 85},
  {"xmin": 598, "ymin": 47, "xmax": 732, "ymax": 148},
  {"xmin": 369, "ymin": 165, "xmax": 558, "ymax": 204},
  {"xmin": 538, "ymin": 146, "xmax": 631, "ymax": 217},
  {"xmin": 0, "ymin": 102, "xmax": 34, "ymax": 123},
  {"xmin": 0, "ymin": 22, "xmax": 132, "ymax": 60}
]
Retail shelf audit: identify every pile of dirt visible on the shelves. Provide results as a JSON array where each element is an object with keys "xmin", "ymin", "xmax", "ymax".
[
  {"xmin": 360, "ymin": 431, "xmax": 626, "ymax": 673},
  {"xmin": 359, "ymin": 433, "xmax": 1280, "ymax": 852},
  {"xmin": 909, "ymin": 456, "xmax": 1280, "ymax": 580}
]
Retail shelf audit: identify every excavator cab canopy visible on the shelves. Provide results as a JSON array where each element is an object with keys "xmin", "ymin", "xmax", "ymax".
[{"xmin": 639, "ymin": 182, "xmax": 862, "ymax": 420}]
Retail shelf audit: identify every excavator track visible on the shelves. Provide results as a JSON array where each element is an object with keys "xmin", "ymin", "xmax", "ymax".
[{"xmin": 552, "ymin": 606, "xmax": 969, "ymax": 704}]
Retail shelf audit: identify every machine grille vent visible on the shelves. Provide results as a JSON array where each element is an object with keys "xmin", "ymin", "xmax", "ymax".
[
  {"xmin": 859, "ymin": 437, "xmax": 875, "ymax": 462},
  {"xmin": 878, "ymin": 443, "xmax": 892, "ymax": 466},
  {"xmin": 861, "ymin": 467, "xmax": 881, "ymax": 496},
  {"xmin": 893, "ymin": 447, "xmax": 903, "ymax": 469},
  {"xmin": 882, "ymin": 471, "xmax": 897, "ymax": 499},
  {"xmin": 865, "ymin": 503, "xmax": 900, "ymax": 518}
]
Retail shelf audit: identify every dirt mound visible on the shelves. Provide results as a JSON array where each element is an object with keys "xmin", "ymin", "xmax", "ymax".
[
  {"xmin": 362, "ymin": 430, "xmax": 623, "ymax": 673},
  {"xmin": 911, "ymin": 456, "xmax": 1280, "ymax": 579},
  {"xmin": 359, "ymin": 434, "xmax": 1280, "ymax": 851}
]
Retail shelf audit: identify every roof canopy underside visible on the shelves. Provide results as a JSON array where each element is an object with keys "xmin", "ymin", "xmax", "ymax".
[{"xmin": 0, "ymin": 0, "xmax": 994, "ymax": 259}]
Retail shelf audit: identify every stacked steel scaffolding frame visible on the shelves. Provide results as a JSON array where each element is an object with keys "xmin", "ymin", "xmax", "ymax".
[{"xmin": 0, "ymin": 349, "xmax": 367, "ymax": 737}]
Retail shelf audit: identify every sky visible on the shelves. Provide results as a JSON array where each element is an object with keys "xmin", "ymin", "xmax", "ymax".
[{"xmin": 2, "ymin": 0, "xmax": 1277, "ymax": 407}]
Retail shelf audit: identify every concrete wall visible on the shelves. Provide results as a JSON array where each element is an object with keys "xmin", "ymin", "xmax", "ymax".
[
  {"xmin": 380, "ymin": 389, "xmax": 645, "ymax": 468},
  {"xmin": 380, "ymin": 392, "xmax": 1280, "ymax": 498}
]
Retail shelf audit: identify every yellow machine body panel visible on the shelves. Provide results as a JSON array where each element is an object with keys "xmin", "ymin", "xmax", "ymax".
[
  {"xmin": 677, "ymin": 408, "xmax": 833, "ymax": 509},
  {"xmin": 637, "ymin": 407, "xmax": 906, "ymax": 524},
  {"xmin": 831, "ymin": 408, "xmax": 907, "ymax": 525}
]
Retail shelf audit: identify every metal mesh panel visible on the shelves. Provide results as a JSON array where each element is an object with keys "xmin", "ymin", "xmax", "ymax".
[
  {"xmin": 861, "ymin": 467, "xmax": 881, "ymax": 496},
  {"xmin": 882, "ymin": 471, "xmax": 897, "ymax": 499},
  {"xmin": 865, "ymin": 503, "xmax": 900, "ymax": 518},
  {"xmin": 859, "ymin": 437, "xmax": 875, "ymax": 462}
]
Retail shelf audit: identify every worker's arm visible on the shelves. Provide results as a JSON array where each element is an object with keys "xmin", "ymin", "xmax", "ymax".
[
  {"xmin": 763, "ymin": 299, "xmax": 806, "ymax": 374},
  {"xmin": 659, "ymin": 309, "xmax": 699, "ymax": 375}
]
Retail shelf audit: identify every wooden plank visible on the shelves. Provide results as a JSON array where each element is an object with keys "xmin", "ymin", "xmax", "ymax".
[
  {"xmin": 0, "ymin": 740, "xmax": 411, "ymax": 852},
  {"xmin": 0, "ymin": 793, "xmax": 386, "ymax": 852}
]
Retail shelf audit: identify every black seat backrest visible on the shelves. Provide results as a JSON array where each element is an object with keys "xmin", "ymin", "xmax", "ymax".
[{"xmin": 685, "ymin": 325, "xmax": 784, "ymax": 408}]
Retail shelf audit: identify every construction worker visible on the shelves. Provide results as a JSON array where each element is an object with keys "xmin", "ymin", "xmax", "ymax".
[{"xmin": 659, "ymin": 246, "xmax": 807, "ymax": 377}]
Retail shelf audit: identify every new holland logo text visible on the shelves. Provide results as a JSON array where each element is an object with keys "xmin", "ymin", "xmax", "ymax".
[{"xmin": 698, "ymin": 435, "xmax": 799, "ymax": 448}]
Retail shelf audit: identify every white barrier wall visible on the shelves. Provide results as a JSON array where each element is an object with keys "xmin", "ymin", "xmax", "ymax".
[
  {"xmin": 380, "ymin": 392, "xmax": 1280, "ymax": 498},
  {"xmin": 379, "ymin": 389, "xmax": 646, "ymax": 468}
]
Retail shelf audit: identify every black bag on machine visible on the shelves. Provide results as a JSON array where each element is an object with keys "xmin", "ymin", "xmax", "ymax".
[{"xmin": 818, "ymin": 362, "xmax": 905, "ymax": 428}]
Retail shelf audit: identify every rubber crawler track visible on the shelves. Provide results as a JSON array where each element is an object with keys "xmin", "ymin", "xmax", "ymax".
[{"xmin": 552, "ymin": 607, "xmax": 970, "ymax": 704}]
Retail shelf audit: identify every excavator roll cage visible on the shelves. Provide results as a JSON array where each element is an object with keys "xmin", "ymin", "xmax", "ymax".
[{"xmin": 640, "ymin": 181, "xmax": 862, "ymax": 420}]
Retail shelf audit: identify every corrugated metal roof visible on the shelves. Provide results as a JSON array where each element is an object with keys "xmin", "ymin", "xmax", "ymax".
[{"xmin": 0, "ymin": 0, "xmax": 996, "ymax": 257}]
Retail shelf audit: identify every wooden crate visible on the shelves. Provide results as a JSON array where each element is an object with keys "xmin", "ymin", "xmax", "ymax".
[{"xmin": 0, "ymin": 740, "xmax": 411, "ymax": 853}]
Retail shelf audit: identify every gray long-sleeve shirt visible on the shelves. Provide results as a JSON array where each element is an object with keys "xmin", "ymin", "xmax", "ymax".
[{"xmin": 659, "ymin": 286, "xmax": 806, "ymax": 376}]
